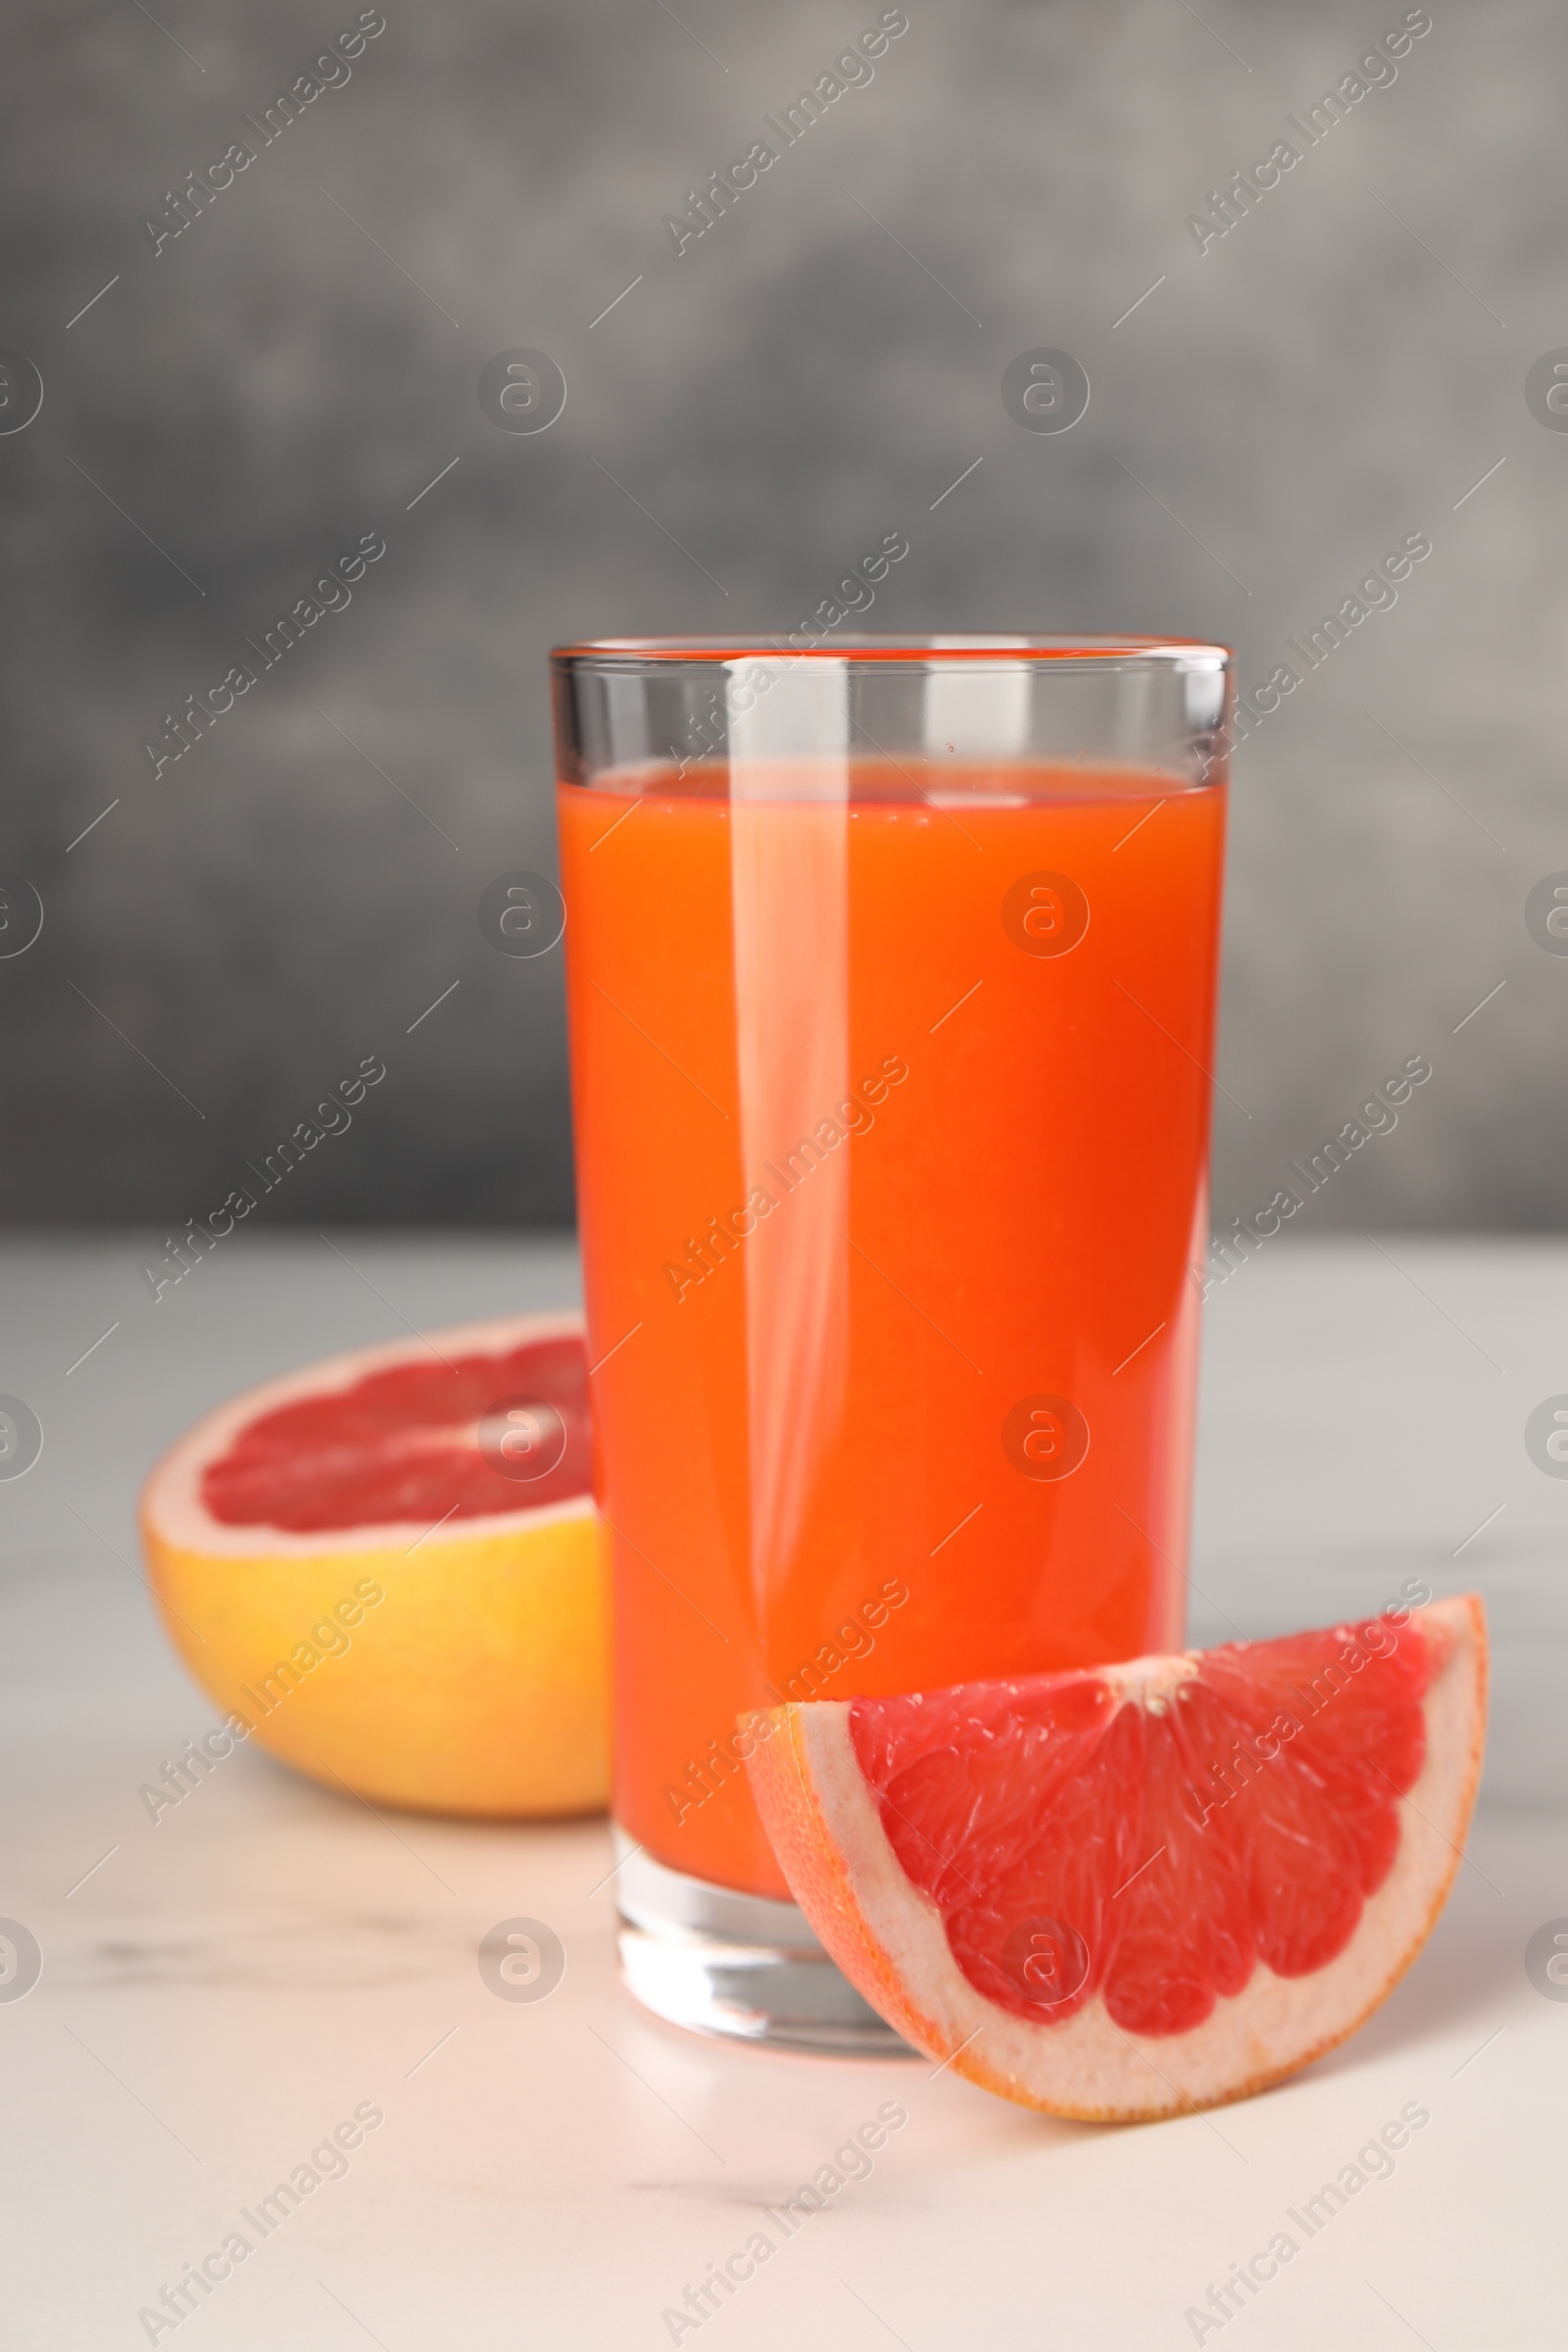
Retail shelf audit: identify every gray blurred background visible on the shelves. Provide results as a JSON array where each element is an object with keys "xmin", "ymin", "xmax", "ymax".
[{"xmin": 1, "ymin": 0, "xmax": 1561, "ymax": 1231}]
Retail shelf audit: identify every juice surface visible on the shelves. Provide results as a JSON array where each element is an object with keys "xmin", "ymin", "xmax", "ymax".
[{"xmin": 558, "ymin": 759, "xmax": 1226, "ymax": 1899}]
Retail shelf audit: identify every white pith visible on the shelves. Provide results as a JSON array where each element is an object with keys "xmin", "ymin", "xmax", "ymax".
[
  {"xmin": 1101, "ymin": 1650, "xmax": 1200, "ymax": 1709},
  {"xmin": 781, "ymin": 1596, "xmax": 1485, "ymax": 2121},
  {"xmin": 140, "ymin": 1311, "xmax": 595, "ymax": 1557}
]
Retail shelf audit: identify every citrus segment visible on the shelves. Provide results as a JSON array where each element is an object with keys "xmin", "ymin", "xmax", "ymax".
[{"xmin": 747, "ymin": 1595, "xmax": 1487, "ymax": 2119}]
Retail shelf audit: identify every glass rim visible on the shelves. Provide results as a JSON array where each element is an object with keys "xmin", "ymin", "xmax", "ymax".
[{"xmin": 552, "ymin": 633, "xmax": 1232, "ymax": 671}]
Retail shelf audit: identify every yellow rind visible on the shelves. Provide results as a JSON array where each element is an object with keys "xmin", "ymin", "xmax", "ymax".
[{"xmin": 143, "ymin": 1507, "xmax": 610, "ymax": 1818}]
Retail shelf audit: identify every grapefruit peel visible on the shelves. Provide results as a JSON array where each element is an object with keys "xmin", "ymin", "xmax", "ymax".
[
  {"xmin": 139, "ymin": 1313, "xmax": 609, "ymax": 1819},
  {"xmin": 746, "ymin": 1595, "xmax": 1487, "ymax": 2122}
]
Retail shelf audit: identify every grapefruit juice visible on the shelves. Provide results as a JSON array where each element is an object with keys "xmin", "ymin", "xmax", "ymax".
[{"xmin": 558, "ymin": 757, "xmax": 1226, "ymax": 1901}]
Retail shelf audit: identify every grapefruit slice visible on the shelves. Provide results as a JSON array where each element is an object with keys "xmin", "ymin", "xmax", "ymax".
[
  {"xmin": 139, "ymin": 1313, "xmax": 608, "ymax": 1818},
  {"xmin": 747, "ymin": 1595, "xmax": 1486, "ymax": 2120}
]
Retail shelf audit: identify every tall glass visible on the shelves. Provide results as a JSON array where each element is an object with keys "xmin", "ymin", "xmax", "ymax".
[{"xmin": 551, "ymin": 638, "xmax": 1231, "ymax": 2048}]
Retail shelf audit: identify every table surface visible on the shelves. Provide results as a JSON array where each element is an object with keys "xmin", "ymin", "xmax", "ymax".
[{"xmin": 2, "ymin": 1232, "xmax": 1562, "ymax": 2349}]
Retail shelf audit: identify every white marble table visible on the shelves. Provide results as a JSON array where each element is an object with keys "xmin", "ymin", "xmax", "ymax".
[{"xmin": 2, "ymin": 1233, "xmax": 1562, "ymax": 2348}]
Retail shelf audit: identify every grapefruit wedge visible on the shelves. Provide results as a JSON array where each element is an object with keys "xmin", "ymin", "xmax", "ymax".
[
  {"xmin": 139, "ymin": 1313, "xmax": 609, "ymax": 1818},
  {"xmin": 747, "ymin": 1595, "xmax": 1487, "ymax": 2120}
]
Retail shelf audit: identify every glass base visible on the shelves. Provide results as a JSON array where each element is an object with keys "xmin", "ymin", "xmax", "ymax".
[{"xmin": 613, "ymin": 1831, "xmax": 913, "ymax": 2054}]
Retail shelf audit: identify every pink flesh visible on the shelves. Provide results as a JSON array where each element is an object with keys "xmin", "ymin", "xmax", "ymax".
[
  {"xmin": 847, "ymin": 1616, "xmax": 1433, "ymax": 2037},
  {"xmin": 200, "ymin": 1338, "xmax": 592, "ymax": 1532}
]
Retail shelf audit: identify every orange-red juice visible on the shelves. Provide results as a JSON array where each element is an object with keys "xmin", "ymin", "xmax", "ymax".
[{"xmin": 558, "ymin": 760, "xmax": 1226, "ymax": 1899}]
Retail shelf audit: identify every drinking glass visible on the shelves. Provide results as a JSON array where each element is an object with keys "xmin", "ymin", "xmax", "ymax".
[{"xmin": 551, "ymin": 637, "xmax": 1231, "ymax": 2048}]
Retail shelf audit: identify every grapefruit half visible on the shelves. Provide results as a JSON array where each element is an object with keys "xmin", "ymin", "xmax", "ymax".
[
  {"xmin": 747, "ymin": 1595, "xmax": 1486, "ymax": 2120},
  {"xmin": 139, "ymin": 1313, "xmax": 608, "ymax": 1817}
]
